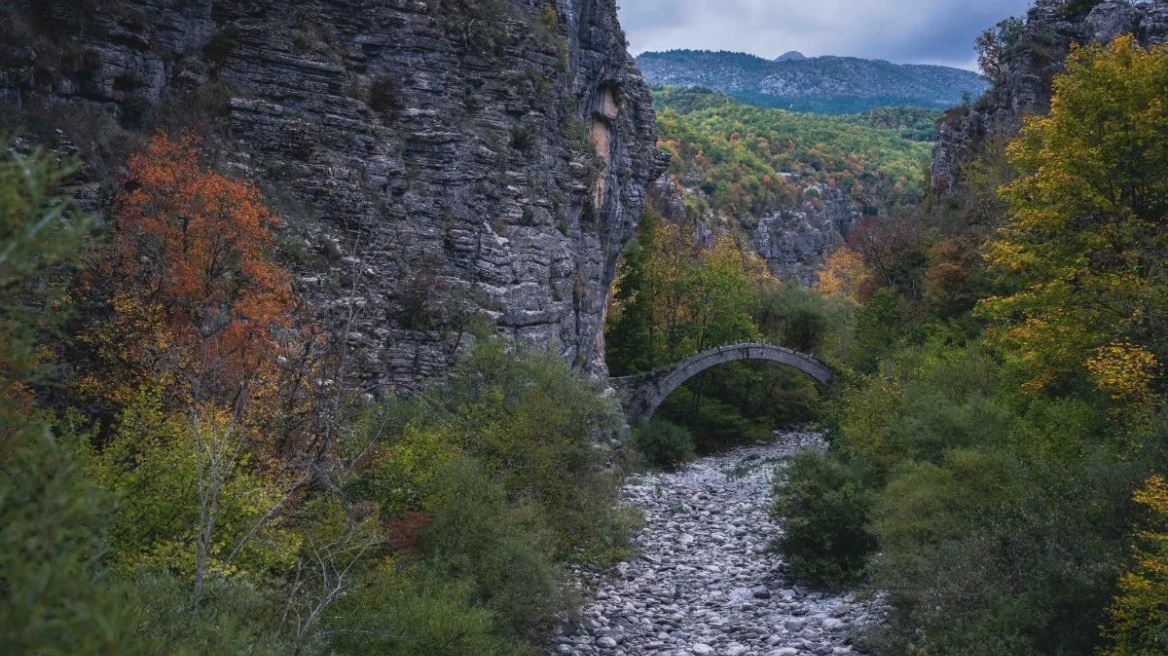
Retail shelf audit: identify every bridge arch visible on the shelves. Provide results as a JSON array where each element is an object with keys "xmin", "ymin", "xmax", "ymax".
[{"xmin": 609, "ymin": 343, "xmax": 832, "ymax": 425}]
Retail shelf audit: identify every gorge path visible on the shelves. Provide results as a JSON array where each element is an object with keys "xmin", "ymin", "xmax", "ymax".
[{"xmin": 547, "ymin": 433, "xmax": 879, "ymax": 656}]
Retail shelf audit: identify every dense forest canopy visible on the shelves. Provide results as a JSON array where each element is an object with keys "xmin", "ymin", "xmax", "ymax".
[{"xmin": 652, "ymin": 86, "xmax": 935, "ymax": 227}]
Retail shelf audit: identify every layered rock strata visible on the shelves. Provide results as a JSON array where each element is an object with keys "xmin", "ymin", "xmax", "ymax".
[{"xmin": 0, "ymin": 0, "xmax": 665, "ymax": 385}]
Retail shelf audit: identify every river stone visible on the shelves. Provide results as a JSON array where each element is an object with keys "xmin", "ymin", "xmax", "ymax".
[{"xmin": 544, "ymin": 432, "xmax": 884, "ymax": 655}]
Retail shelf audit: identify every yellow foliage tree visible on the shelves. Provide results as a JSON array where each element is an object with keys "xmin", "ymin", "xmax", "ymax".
[
  {"xmin": 817, "ymin": 246, "xmax": 872, "ymax": 301},
  {"xmin": 1102, "ymin": 475, "xmax": 1168, "ymax": 655},
  {"xmin": 977, "ymin": 36, "xmax": 1168, "ymax": 395}
]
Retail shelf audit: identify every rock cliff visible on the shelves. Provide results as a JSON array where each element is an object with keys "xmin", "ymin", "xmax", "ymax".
[
  {"xmin": 931, "ymin": 0, "xmax": 1168, "ymax": 189},
  {"xmin": 751, "ymin": 185, "xmax": 858, "ymax": 286},
  {"xmin": 0, "ymin": 0, "xmax": 665, "ymax": 387},
  {"xmin": 649, "ymin": 177, "xmax": 857, "ymax": 287}
]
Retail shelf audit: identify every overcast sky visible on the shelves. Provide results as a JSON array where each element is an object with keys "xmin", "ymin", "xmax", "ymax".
[{"xmin": 618, "ymin": 0, "xmax": 1035, "ymax": 70}]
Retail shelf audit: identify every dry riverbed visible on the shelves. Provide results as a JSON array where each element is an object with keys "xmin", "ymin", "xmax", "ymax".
[{"xmin": 547, "ymin": 432, "xmax": 880, "ymax": 656}]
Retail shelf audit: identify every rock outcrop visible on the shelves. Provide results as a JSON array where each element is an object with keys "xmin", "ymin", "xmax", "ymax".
[
  {"xmin": 651, "ymin": 177, "xmax": 857, "ymax": 286},
  {"xmin": 931, "ymin": 0, "xmax": 1168, "ymax": 189},
  {"xmin": 0, "ymin": 0, "xmax": 665, "ymax": 386},
  {"xmin": 752, "ymin": 185, "xmax": 858, "ymax": 286}
]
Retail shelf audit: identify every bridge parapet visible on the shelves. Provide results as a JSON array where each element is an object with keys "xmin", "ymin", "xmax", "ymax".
[{"xmin": 610, "ymin": 342, "xmax": 832, "ymax": 425}]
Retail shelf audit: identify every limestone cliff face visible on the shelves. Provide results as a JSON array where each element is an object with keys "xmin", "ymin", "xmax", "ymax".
[
  {"xmin": 751, "ymin": 185, "xmax": 857, "ymax": 286},
  {"xmin": 0, "ymin": 0, "xmax": 665, "ymax": 386},
  {"xmin": 651, "ymin": 177, "xmax": 857, "ymax": 287},
  {"xmin": 931, "ymin": 0, "xmax": 1168, "ymax": 188}
]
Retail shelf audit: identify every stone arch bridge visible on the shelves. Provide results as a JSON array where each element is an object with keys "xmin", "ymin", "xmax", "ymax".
[{"xmin": 609, "ymin": 343, "xmax": 833, "ymax": 425}]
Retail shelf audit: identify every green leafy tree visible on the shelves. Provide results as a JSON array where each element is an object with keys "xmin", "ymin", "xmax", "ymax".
[
  {"xmin": 0, "ymin": 143, "xmax": 134, "ymax": 653},
  {"xmin": 1103, "ymin": 474, "xmax": 1168, "ymax": 656},
  {"xmin": 979, "ymin": 36, "xmax": 1168, "ymax": 396}
]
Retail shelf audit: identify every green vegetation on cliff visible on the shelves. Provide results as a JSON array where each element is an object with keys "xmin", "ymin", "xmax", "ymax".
[
  {"xmin": 772, "ymin": 36, "xmax": 1168, "ymax": 656},
  {"xmin": 0, "ymin": 136, "xmax": 630, "ymax": 655},
  {"xmin": 652, "ymin": 86, "xmax": 934, "ymax": 226}
]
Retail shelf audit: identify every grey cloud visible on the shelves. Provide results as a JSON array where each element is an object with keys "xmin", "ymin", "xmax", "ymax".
[{"xmin": 619, "ymin": 0, "xmax": 1034, "ymax": 68}]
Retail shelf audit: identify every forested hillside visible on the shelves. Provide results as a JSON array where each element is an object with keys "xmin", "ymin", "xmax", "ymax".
[
  {"xmin": 637, "ymin": 49, "xmax": 989, "ymax": 114},
  {"xmin": 771, "ymin": 30, "xmax": 1168, "ymax": 656},
  {"xmin": 655, "ymin": 88, "xmax": 934, "ymax": 217},
  {"xmin": 647, "ymin": 86, "xmax": 934, "ymax": 283}
]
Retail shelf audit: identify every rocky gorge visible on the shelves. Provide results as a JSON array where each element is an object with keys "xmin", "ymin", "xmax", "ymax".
[
  {"xmin": 548, "ymin": 434, "xmax": 881, "ymax": 656},
  {"xmin": 931, "ymin": 0, "xmax": 1168, "ymax": 189},
  {"xmin": 0, "ymin": 0, "xmax": 665, "ymax": 387}
]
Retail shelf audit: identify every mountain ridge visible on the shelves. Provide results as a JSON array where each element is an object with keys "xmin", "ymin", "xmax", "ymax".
[{"xmin": 636, "ymin": 49, "xmax": 990, "ymax": 114}]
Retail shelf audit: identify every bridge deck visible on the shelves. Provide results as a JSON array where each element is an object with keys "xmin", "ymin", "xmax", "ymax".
[{"xmin": 610, "ymin": 342, "xmax": 832, "ymax": 424}]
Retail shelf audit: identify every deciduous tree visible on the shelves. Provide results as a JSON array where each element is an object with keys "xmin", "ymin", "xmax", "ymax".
[{"xmin": 978, "ymin": 36, "xmax": 1168, "ymax": 394}]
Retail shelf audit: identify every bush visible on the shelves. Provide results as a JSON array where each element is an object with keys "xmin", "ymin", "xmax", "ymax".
[
  {"xmin": 339, "ymin": 339, "xmax": 631, "ymax": 650},
  {"xmin": 325, "ymin": 568, "xmax": 529, "ymax": 656},
  {"xmin": 867, "ymin": 447, "xmax": 1140, "ymax": 655},
  {"xmin": 113, "ymin": 571, "xmax": 289, "ymax": 655},
  {"xmin": 771, "ymin": 450, "xmax": 878, "ymax": 587},
  {"xmin": 0, "ymin": 429, "xmax": 139, "ymax": 655},
  {"xmin": 837, "ymin": 342, "xmax": 1013, "ymax": 472},
  {"xmin": 426, "ymin": 340, "xmax": 630, "ymax": 563},
  {"xmin": 755, "ymin": 281, "xmax": 851, "ymax": 356},
  {"xmin": 416, "ymin": 458, "xmax": 566, "ymax": 639},
  {"xmin": 632, "ymin": 419, "xmax": 696, "ymax": 468},
  {"xmin": 368, "ymin": 74, "xmax": 403, "ymax": 120}
]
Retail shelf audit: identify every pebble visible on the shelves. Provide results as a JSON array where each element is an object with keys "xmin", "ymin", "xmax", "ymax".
[{"xmin": 545, "ymin": 433, "xmax": 881, "ymax": 655}]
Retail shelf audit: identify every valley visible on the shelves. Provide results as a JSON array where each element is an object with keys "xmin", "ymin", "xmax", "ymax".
[{"xmin": 3, "ymin": 1, "xmax": 1168, "ymax": 655}]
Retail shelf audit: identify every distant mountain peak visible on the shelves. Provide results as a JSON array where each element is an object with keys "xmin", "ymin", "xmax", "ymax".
[
  {"xmin": 635, "ymin": 49, "xmax": 989, "ymax": 115},
  {"xmin": 775, "ymin": 50, "xmax": 806, "ymax": 62}
]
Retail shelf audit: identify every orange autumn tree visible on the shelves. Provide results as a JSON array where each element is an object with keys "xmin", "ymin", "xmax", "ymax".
[
  {"xmin": 87, "ymin": 131, "xmax": 294, "ymax": 403},
  {"xmin": 79, "ymin": 132, "xmax": 316, "ymax": 599},
  {"xmin": 816, "ymin": 246, "xmax": 872, "ymax": 301}
]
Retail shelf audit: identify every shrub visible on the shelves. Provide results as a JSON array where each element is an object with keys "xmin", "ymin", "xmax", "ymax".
[
  {"xmin": 368, "ymin": 74, "xmax": 403, "ymax": 120},
  {"xmin": 325, "ymin": 567, "xmax": 529, "ymax": 656},
  {"xmin": 632, "ymin": 419, "xmax": 696, "ymax": 468},
  {"xmin": 837, "ymin": 342, "xmax": 1013, "ymax": 472},
  {"xmin": 0, "ymin": 143, "xmax": 137, "ymax": 655},
  {"xmin": 344, "ymin": 423, "xmax": 460, "ymax": 517},
  {"xmin": 755, "ymin": 282, "xmax": 850, "ymax": 355},
  {"xmin": 416, "ymin": 458, "xmax": 565, "ymax": 639},
  {"xmin": 867, "ymin": 448, "xmax": 1139, "ymax": 655},
  {"xmin": 0, "ymin": 428, "xmax": 137, "ymax": 655},
  {"xmin": 112, "ymin": 571, "xmax": 288, "ymax": 655},
  {"xmin": 434, "ymin": 340, "xmax": 629, "ymax": 563},
  {"xmin": 771, "ymin": 450, "xmax": 878, "ymax": 587}
]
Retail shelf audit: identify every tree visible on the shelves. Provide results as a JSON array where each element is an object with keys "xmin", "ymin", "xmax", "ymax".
[
  {"xmin": 816, "ymin": 246, "xmax": 872, "ymax": 301},
  {"xmin": 976, "ymin": 17, "xmax": 1024, "ymax": 83},
  {"xmin": 606, "ymin": 210, "xmax": 765, "ymax": 374},
  {"xmin": 1103, "ymin": 474, "xmax": 1168, "ymax": 656},
  {"xmin": 978, "ymin": 36, "xmax": 1168, "ymax": 394},
  {"xmin": 79, "ymin": 132, "xmax": 315, "ymax": 601},
  {"xmin": 0, "ymin": 142, "xmax": 137, "ymax": 653},
  {"xmin": 83, "ymin": 131, "xmax": 296, "ymax": 405}
]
